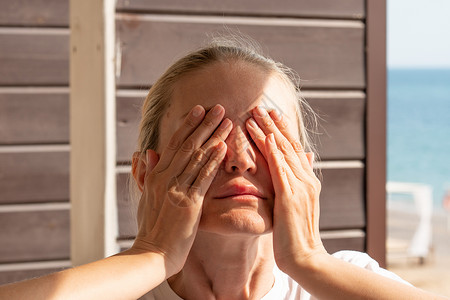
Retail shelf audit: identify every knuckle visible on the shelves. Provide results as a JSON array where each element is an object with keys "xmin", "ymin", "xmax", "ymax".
[
  {"xmin": 262, "ymin": 118, "xmax": 274, "ymax": 128},
  {"xmin": 198, "ymin": 168, "xmax": 212, "ymax": 182},
  {"xmin": 181, "ymin": 138, "xmax": 196, "ymax": 153},
  {"xmin": 277, "ymin": 165, "xmax": 286, "ymax": 176},
  {"xmin": 292, "ymin": 140, "xmax": 304, "ymax": 153},
  {"xmin": 191, "ymin": 148, "xmax": 206, "ymax": 163},
  {"xmin": 201, "ymin": 118, "xmax": 215, "ymax": 128},
  {"xmin": 167, "ymin": 136, "xmax": 181, "ymax": 151},
  {"xmin": 185, "ymin": 116, "xmax": 198, "ymax": 128},
  {"xmin": 279, "ymin": 139, "xmax": 291, "ymax": 152},
  {"xmin": 278, "ymin": 119, "xmax": 289, "ymax": 130}
]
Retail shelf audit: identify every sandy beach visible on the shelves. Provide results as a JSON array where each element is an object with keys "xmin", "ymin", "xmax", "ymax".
[{"xmin": 387, "ymin": 204, "xmax": 450, "ymax": 297}]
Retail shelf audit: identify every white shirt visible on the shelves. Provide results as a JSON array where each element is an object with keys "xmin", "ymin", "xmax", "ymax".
[{"xmin": 141, "ymin": 250, "xmax": 410, "ymax": 300}]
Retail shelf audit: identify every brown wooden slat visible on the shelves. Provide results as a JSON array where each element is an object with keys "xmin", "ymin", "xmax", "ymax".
[
  {"xmin": 116, "ymin": 93, "xmax": 144, "ymax": 163},
  {"xmin": 116, "ymin": 0, "xmax": 365, "ymax": 19},
  {"xmin": 116, "ymin": 15, "xmax": 365, "ymax": 89},
  {"xmin": 0, "ymin": 150, "xmax": 69, "ymax": 204},
  {"xmin": 117, "ymin": 165, "xmax": 364, "ymax": 237},
  {"xmin": 307, "ymin": 93, "xmax": 365, "ymax": 160},
  {"xmin": 0, "ymin": 29, "xmax": 69, "ymax": 85},
  {"xmin": 0, "ymin": 210, "xmax": 70, "ymax": 263},
  {"xmin": 0, "ymin": 90, "xmax": 69, "ymax": 144},
  {"xmin": 117, "ymin": 173, "xmax": 137, "ymax": 238},
  {"xmin": 319, "ymin": 166, "xmax": 365, "ymax": 230},
  {"xmin": 322, "ymin": 235, "xmax": 365, "ymax": 253},
  {"xmin": 0, "ymin": 0, "xmax": 69, "ymax": 26},
  {"xmin": 0, "ymin": 266, "xmax": 66, "ymax": 285},
  {"xmin": 118, "ymin": 235, "xmax": 365, "ymax": 254}
]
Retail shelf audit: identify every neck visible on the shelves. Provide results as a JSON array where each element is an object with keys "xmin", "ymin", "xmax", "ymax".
[{"xmin": 168, "ymin": 232, "xmax": 275, "ymax": 300}]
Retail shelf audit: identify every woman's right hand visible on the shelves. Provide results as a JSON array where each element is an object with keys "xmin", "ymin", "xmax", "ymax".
[{"xmin": 131, "ymin": 104, "xmax": 232, "ymax": 277}]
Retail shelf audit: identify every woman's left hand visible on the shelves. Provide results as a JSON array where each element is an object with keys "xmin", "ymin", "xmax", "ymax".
[{"xmin": 246, "ymin": 106, "xmax": 327, "ymax": 274}]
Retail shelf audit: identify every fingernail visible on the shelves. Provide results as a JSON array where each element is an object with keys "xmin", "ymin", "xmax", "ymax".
[
  {"xmin": 256, "ymin": 106, "xmax": 267, "ymax": 117},
  {"xmin": 247, "ymin": 118, "xmax": 257, "ymax": 128},
  {"xmin": 268, "ymin": 133, "xmax": 275, "ymax": 144},
  {"xmin": 220, "ymin": 118, "xmax": 232, "ymax": 129},
  {"xmin": 271, "ymin": 109, "xmax": 282, "ymax": 121},
  {"xmin": 212, "ymin": 104, "xmax": 223, "ymax": 116},
  {"xmin": 216, "ymin": 141, "xmax": 225, "ymax": 150},
  {"xmin": 192, "ymin": 105, "xmax": 203, "ymax": 117}
]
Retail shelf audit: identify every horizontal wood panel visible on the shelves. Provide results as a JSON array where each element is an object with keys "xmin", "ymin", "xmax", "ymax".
[
  {"xmin": 0, "ymin": 29, "xmax": 69, "ymax": 85},
  {"xmin": 116, "ymin": 93, "xmax": 144, "ymax": 163},
  {"xmin": 116, "ymin": 91, "xmax": 365, "ymax": 162},
  {"xmin": 0, "ymin": 0, "xmax": 69, "ymax": 26},
  {"xmin": 0, "ymin": 267, "xmax": 62, "ymax": 285},
  {"xmin": 307, "ymin": 92, "xmax": 365, "ymax": 160},
  {"xmin": 0, "ymin": 89, "xmax": 69, "ymax": 144},
  {"xmin": 116, "ymin": 14, "xmax": 365, "ymax": 89},
  {"xmin": 0, "ymin": 210, "xmax": 70, "ymax": 263},
  {"xmin": 117, "ymin": 165, "xmax": 365, "ymax": 237},
  {"xmin": 322, "ymin": 234, "xmax": 365, "ymax": 253},
  {"xmin": 319, "ymin": 166, "xmax": 365, "ymax": 229},
  {"xmin": 0, "ymin": 261, "xmax": 68, "ymax": 285},
  {"xmin": 118, "ymin": 234, "xmax": 365, "ymax": 254},
  {"xmin": 117, "ymin": 173, "xmax": 137, "ymax": 238},
  {"xmin": 0, "ymin": 150, "xmax": 69, "ymax": 204},
  {"xmin": 116, "ymin": 0, "xmax": 365, "ymax": 19}
]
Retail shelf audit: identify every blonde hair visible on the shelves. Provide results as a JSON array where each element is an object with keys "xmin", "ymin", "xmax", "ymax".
[{"xmin": 136, "ymin": 37, "xmax": 317, "ymax": 154}]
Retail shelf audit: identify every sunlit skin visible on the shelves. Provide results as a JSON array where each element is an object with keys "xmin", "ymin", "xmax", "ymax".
[
  {"xmin": 159, "ymin": 60, "xmax": 298, "ymax": 237},
  {"xmin": 154, "ymin": 60, "xmax": 305, "ymax": 299},
  {"xmin": 0, "ymin": 59, "xmax": 446, "ymax": 300}
]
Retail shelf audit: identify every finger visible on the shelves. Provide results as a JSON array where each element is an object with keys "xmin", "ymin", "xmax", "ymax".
[
  {"xmin": 188, "ymin": 142, "xmax": 227, "ymax": 200},
  {"xmin": 177, "ymin": 118, "xmax": 233, "ymax": 186},
  {"xmin": 146, "ymin": 149, "xmax": 160, "ymax": 173},
  {"xmin": 154, "ymin": 105, "xmax": 205, "ymax": 173},
  {"xmin": 265, "ymin": 134, "xmax": 292, "ymax": 200},
  {"xmin": 245, "ymin": 117, "xmax": 268, "ymax": 160},
  {"xmin": 305, "ymin": 152, "xmax": 314, "ymax": 169},
  {"xmin": 168, "ymin": 104, "xmax": 226, "ymax": 174},
  {"xmin": 268, "ymin": 109, "xmax": 314, "ymax": 173},
  {"xmin": 249, "ymin": 107, "xmax": 307, "ymax": 178}
]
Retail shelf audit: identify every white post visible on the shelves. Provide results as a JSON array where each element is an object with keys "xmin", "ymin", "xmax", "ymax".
[{"xmin": 70, "ymin": 0, "xmax": 118, "ymax": 266}]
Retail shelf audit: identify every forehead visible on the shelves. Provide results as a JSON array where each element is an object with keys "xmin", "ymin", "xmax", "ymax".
[{"xmin": 169, "ymin": 61, "xmax": 298, "ymax": 124}]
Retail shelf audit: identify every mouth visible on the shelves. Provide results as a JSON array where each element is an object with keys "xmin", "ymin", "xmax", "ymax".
[{"xmin": 214, "ymin": 183, "xmax": 266, "ymax": 201}]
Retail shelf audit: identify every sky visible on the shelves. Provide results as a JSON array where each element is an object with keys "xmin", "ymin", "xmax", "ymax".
[{"xmin": 387, "ymin": 0, "xmax": 450, "ymax": 68}]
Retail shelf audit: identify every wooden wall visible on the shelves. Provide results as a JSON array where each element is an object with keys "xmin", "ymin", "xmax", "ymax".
[
  {"xmin": 0, "ymin": 0, "xmax": 387, "ymax": 284},
  {"xmin": 114, "ymin": 0, "xmax": 368, "ymax": 255},
  {"xmin": 0, "ymin": 0, "xmax": 70, "ymax": 284}
]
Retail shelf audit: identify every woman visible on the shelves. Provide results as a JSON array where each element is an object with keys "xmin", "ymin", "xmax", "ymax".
[{"xmin": 0, "ymin": 38, "xmax": 446, "ymax": 300}]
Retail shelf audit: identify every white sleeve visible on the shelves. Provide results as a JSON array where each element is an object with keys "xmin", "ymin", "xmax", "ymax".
[{"xmin": 332, "ymin": 250, "xmax": 412, "ymax": 286}]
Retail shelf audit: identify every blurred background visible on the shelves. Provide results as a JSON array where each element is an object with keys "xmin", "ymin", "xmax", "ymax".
[
  {"xmin": 386, "ymin": 0, "xmax": 450, "ymax": 296},
  {"xmin": 0, "ymin": 0, "xmax": 448, "ymax": 296}
]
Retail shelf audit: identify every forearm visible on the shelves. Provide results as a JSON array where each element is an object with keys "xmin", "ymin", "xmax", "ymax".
[
  {"xmin": 287, "ymin": 253, "xmax": 446, "ymax": 300},
  {"xmin": 0, "ymin": 249, "xmax": 167, "ymax": 300}
]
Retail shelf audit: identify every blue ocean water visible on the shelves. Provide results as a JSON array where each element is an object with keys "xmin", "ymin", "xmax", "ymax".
[{"xmin": 387, "ymin": 68, "xmax": 450, "ymax": 208}]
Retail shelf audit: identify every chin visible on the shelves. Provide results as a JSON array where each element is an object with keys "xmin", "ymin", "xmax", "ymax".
[{"xmin": 198, "ymin": 208, "xmax": 273, "ymax": 236}]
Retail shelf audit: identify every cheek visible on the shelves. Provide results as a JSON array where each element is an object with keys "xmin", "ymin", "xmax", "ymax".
[{"xmin": 252, "ymin": 147, "xmax": 275, "ymax": 196}]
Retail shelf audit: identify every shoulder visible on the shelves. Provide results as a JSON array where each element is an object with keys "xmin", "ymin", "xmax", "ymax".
[
  {"xmin": 331, "ymin": 250, "xmax": 411, "ymax": 285},
  {"xmin": 271, "ymin": 251, "xmax": 411, "ymax": 300}
]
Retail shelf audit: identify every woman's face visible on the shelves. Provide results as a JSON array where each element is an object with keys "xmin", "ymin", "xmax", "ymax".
[{"xmin": 158, "ymin": 61, "xmax": 299, "ymax": 237}]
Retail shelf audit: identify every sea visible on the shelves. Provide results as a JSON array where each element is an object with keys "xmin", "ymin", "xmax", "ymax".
[{"xmin": 387, "ymin": 68, "xmax": 450, "ymax": 209}]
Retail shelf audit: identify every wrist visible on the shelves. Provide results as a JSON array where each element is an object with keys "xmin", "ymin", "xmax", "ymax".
[
  {"xmin": 127, "ymin": 242, "xmax": 182, "ymax": 278},
  {"xmin": 282, "ymin": 246, "xmax": 329, "ymax": 278}
]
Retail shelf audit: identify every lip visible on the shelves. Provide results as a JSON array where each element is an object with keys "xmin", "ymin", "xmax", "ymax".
[{"xmin": 214, "ymin": 183, "xmax": 266, "ymax": 200}]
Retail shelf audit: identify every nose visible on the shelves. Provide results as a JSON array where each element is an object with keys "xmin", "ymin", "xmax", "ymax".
[{"xmin": 223, "ymin": 125, "xmax": 257, "ymax": 174}]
